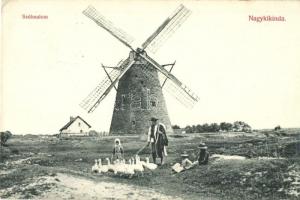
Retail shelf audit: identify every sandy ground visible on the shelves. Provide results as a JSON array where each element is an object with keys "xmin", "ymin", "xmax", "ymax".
[
  {"xmin": 1, "ymin": 172, "xmax": 183, "ymax": 200},
  {"xmin": 42, "ymin": 173, "xmax": 182, "ymax": 200}
]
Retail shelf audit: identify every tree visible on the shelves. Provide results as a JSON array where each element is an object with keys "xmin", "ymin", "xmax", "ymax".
[
  {"xmin": 274, "ymin": 125, "xmax": 281, "ymax": 131},
  {"xmin": 0, "ymin": 131, "xmax": 12, "ymax": 146},
  {"xmin": 233, "ymin": 121, "xmax": 242, "ymax": 131},
  {"xmin": 196, "ymin": 124, "xmax": 204, "ymax": 133},
  {"xmin": 233, "ymin": 121, "xmax": 252, "ymax": 132},
  {"xmin": 202, "ymin": 123, "xmax": 210, "ymax": 132},
  {"xmin": 172, "ymin": 125, "xmax": 181, "ymax": 129},
  {"xmin": 192, "ymin": 125, "xmax": 197, "ymax": 133},
  {"xmin": 242, "ymin": 123, "xmax": 252, "ymax": 132},
  {"xmin": 220, "ymin": 122, "xmax": 233, "ymax": 132},
  {"xmin": 220, "ymin": 122, "xmax": 226, "ymax": 131},
  {"xmin": 184, "ymin": 121, "xmax": 251, "ymax": 133},
  {"xmin": 209, "ymin": 123, "xmax": 220, "ymax": 132},
  {"xmin": 185, "ymin": 125, "xmax": 193, "ymax": 133}
]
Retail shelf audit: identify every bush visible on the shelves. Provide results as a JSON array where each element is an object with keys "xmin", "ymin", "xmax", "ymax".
[
  {"xmin": 274, "ymin": 126, "xmax": 281, "ymax": 131},
  {"xmin": 0, "ymin": 131, "xmax": 13, "ymax": 146},
  {"xmin": 88, "ymin": 130, "xmax": 99, "ymax": 136},
  {"xmin": 172, "ymin": 125, "xmax": 181, "ymax": 129},
  {"xmin": 0, "ymin": 146, "xmax": 11, "ymax": 161},
  {"xmin": 282, "ymin": 141, "xmax": 300, "ymax": 157},
  {"xmin": 11, "ymin": 148, "xmax": 19, "ymax": 154}
]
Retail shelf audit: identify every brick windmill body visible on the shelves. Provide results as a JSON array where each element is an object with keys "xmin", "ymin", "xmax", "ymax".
[
  {"xmin": 80, "ymin": 5, "xmax": 199, "ymax": 136},
  {"xmin": 110, "ymin": 50, "xmax": 172, "ymax": 135}
]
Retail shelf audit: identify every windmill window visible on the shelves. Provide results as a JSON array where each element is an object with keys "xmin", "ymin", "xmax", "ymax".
[
  {"xmin": 151, "ymin": 101, "xmax": 157, "ymax": 107},
  {"xmin": 135, "ymin": 75, "xmax": 138, "ymax": 78},
  {"xmin": 80, "ymin": 130, "xmax": 83, "ymax": 133},
  {"xmin": 122, "ymin": 95, "xmax": 126, "ymax": 102},
  {"xmin": 78, "ymin": 122, "xmax": 81, "ymax": 127},
  {"xmin": 132, "ymin": 120, "xmax": 136, "ymax": 126},
  {"xmin": 140, "ymin": 81, "xmax": 144, "ymax": 84}
]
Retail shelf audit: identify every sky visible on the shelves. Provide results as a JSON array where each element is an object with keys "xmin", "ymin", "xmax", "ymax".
[{"xmin": 1, "ymin": 0, "xmax": 300, "ymax": 134}]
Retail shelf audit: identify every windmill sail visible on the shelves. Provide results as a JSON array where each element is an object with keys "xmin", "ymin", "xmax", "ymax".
[
  {"xmin": 139, "ymin": 54, "xmax": 199, "ymax": 107},
  {"xmin": 83, "ymin": 5, "xmax": 135, "ymax": 49},
  {"xmin": 141, "ymin": 4, "xmax": 191, "ymax": 54},
  {"xmin": 139, "ymin": 62, "xmax": 198, "ymax": 108},
  {"xmin": 162, "ymin": 80, "xmax": 199, "ymax": 108},
  {"xmin": 80, "ymin": 58, "xmax": 135, "ymax": 113}
]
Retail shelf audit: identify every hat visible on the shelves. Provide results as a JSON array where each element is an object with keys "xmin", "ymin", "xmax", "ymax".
[
  {"xmin": 198, "ymin": 143, "xmax": 208, "ymax": 149},
  {"xmin": 150, "ymin": 117, "xmax": 158, "ymax": 122},
  {"xmin": 115, "ymin": 138, "xmax": 121, "ymax": 144},
  {"xmin": 181, "ymin": 151, "xmax": 189, "ymax": 158}
]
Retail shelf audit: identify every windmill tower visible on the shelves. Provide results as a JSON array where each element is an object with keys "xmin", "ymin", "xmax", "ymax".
[{"xmin": 80, "ymin": 5, "xmax": 199, "ymax": 135}]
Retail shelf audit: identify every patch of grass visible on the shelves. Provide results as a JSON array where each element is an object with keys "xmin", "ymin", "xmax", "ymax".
[{"xmin": 0, "ymin": 166, "xmax": 48, "ymax": 189}]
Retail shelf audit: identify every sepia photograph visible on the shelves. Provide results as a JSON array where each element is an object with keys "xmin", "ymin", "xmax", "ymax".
[{"xmin": 1, "ymin": 0, "xmax": 300, "ymax": 199}]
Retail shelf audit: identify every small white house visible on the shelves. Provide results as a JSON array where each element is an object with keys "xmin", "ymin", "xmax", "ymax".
[{"xmin": 59, "ymin": 116, "xmax": 91, "ymax": 136}]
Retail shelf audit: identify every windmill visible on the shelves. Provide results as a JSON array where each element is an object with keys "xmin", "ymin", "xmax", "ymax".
[{"xmin": 80, "ymin": 4, "xmax": 199, "ymax": 135}]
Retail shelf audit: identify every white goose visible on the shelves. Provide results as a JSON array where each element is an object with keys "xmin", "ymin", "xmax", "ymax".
[
  {"xmin": 92, "ymin": 159, "xmax": 99, "ymax": 173},
  {"xmin": 144, "ymin": 157, "xmax": 158, "ymax": 170},
  {"xmin": 101, "ymin": 158, "xmax": 109, "ymax": 173},
  {"xmin": 113, "ymin": 159, "xmax": 125, "ymax": 175},
  {"xmin": 105, "ymin": 158, "xmax": 115, "ymax": 173},
  {"xmin": 139, "ymin": 157, "xmax": 147, "ymax": 166},
  {"xmin": 124, "ymin": 158, "xmax": 135, "ymax": 177},
  {"xmin": 97, "ymin": 159, "xmax": 103, "ymax": 174},
  {"xmin": 132, "ymin": 156, "xmax": 144, "ymax": 176}
]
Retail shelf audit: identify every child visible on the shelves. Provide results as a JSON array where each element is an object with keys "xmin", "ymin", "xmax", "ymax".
[{"xmin": 112, "ymin": 138, "xmax": 124, "ymax": 161}]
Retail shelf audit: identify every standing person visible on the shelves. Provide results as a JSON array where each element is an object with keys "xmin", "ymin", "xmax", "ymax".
[
  {"xmin": 112, "ymin": 138, "xmax": 124, "ymax": 161},
  {"xmin": 147, "ymin": 117, "xmax": 168, "ymax": 165}
]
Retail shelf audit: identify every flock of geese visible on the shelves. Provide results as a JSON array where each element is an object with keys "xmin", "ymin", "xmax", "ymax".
[{"xmin": 92, "ymin": 155, "xmax": 157, "ymax": 177}]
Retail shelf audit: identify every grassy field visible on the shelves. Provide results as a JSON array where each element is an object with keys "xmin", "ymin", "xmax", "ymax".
[{"xmin": 1, "ymin": 129, "xmax": 300, "ymax": 199}]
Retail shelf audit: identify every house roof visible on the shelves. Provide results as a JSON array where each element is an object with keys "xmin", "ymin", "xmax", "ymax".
[{"xmin": 59, "ymin": 116, "xmax": 92, "ymax": 132}]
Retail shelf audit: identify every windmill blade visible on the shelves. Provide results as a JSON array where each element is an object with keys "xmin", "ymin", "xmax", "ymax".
[
  {"xmin": 139, "ymin": 54, "xmax": 199, "ymax": 108},
  {"xmin": 139, "ymin": 62, "xmax": 197, "ymax": 108},
  {"xmin": 141, "ymin": 4, "xmax": 191, "ymax": 54},
  {"xmin": 139, "ymin": 60, "xmax": 198, "ymax": 108},
  {"xmin": 83, "ymin": 5, "xmax": 135, "ymax": 50},
  {"xmin": 163, "ymin": 80, "xmax": 198, "ymax": 108},
  {"xmin": 80, "ymin": 58, "xmax": 135, "ymax": 113}
]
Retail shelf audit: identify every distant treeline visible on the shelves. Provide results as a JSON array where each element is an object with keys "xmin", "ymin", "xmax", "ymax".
[{"xmin": 172, "ymin": 121, "xmax": 252, "ymax": 133}]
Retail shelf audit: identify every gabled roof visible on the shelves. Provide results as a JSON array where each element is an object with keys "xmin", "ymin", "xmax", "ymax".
[{"xmin": 59, "ymin": 116, "xmax": 92, "ymax": 132}]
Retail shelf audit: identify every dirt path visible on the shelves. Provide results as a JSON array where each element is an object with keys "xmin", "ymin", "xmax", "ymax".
[
  {"xmin": 1, "ymin": 156, "xmax": 184, "ymax": 199},
  {"xmin": 34, "ymin": 173, "xmax": 182, "ymax": 200}
]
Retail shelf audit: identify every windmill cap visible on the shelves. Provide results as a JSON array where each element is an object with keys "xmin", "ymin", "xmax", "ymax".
[
  {"xmin": 198, "ymin": 143, "xmax": 208, "ymax": 149},
  {"xmin": 150, "ymin": 117, "xmax": 158, "ymax": 122}
]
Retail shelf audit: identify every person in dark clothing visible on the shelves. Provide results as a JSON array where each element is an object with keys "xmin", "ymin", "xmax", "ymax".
[
  {"xmin": 147, "ymin": 117, "xmax": 168, "ymax": 165},
  {"xmin": 197, "ymin": 143, "xmax": 209, "ymax": 165}
]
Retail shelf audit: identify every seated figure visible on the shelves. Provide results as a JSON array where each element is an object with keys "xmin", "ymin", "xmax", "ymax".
[{"xmin": 172, "ymin": 143, "xmax": 209, "ymax": 173}]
